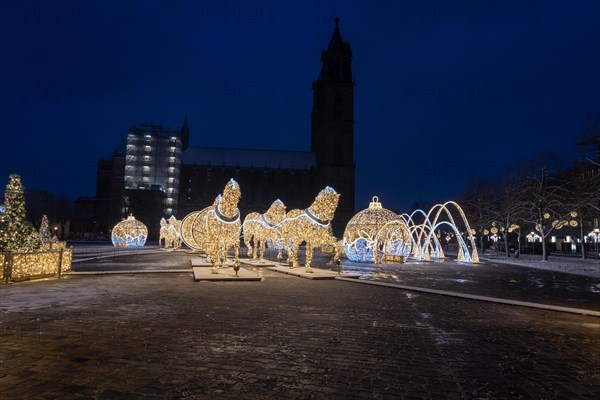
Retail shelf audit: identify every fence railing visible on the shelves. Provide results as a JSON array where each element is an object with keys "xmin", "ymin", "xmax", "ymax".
[{"xmin": 1, "ymin": 247, "xmax": 72, "ymax": 282}]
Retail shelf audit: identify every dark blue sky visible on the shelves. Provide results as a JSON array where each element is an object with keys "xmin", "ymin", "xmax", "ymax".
[{"xmin": 1, "ymin": 0, "xmax": 599, "ymax": 212}]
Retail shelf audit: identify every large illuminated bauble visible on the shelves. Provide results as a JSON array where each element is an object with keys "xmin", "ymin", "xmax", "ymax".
[
  {"xmin": 111, "ymin": 215, "xmax": 148, "ymax": 247},
  {"xmin": 343, "ymin": 197, "xmax": 411, "ymax": 263}
]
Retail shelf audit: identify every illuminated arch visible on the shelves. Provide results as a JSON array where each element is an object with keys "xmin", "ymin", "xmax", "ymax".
[{"xmin": 419, "ymin": 201, "xmax": 479, "ymax": 263}]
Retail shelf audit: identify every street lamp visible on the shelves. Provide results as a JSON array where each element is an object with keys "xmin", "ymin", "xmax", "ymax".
[{"xmin": 526, "ymin": 231, "xmax": 541, "ymax": 254}]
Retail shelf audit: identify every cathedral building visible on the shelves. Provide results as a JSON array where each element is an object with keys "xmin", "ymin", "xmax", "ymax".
[{"xmin": 74, "ymin": 19, "xmax": 355, "ymax": 239}]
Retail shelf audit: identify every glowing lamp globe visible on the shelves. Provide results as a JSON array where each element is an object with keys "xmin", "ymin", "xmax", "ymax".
[
  {"xmin": 111, "ymin": 215, "xmax": 148, "ymax": 247},
  {"xmin": 343, "ymin": 196, "xmax": 409, "ymax": 263}
]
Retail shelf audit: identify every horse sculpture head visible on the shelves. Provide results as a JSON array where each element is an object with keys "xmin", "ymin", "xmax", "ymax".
[
  {"xmin": 264, "ymin": 199, "xmax": 286, "ymax": 225},
  {"xmin": 308, "ymin": 186, "xmax": 340, "ymax": 223},
  {"xmin": 217, "ymin": 178, "xmax": 241, "ymax": 220}
]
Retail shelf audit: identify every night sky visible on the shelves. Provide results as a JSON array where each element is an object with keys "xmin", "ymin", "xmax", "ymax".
[{"xmin": 1, "ymin": 0, "xmax": 599, "ymax": 213}]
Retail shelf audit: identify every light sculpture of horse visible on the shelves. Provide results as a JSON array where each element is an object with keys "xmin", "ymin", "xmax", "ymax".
[
  {"xmin": 242, "ymin": 199, "xmax": 287, "ymax": 261},
  {"xmin": 160, "ymin": 216, "xmax": 182, "ymax": 250},
  {"xmin": 279, "ymin": 186, "xmax": 340, "ymax": 270},
  {"xmin": 190, "ymin": 179, "xmax": 242, "ymax": 273}
]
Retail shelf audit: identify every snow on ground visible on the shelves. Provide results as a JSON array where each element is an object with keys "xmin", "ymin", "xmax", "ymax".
[{"xmin": 480, "ymin": 251, "xmax": 600, "ymax": 278}]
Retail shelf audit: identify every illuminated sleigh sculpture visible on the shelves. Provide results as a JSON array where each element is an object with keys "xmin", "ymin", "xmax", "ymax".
[
  {"xmin": 242, "ymin": 199, "xmax": 287, "ymax": 261},
  {"xmin": 279, "ymin": 186, "xmax": 340, "ymax": 270},
  {"xmin": 343, "ymin": 197, "xmax": 412, "ymax": 264},
  {"xmin": 159, "ymin": 216, "xmax": 182, "ymax": 250},
  {"xmin": 181, "ymin": 179, "xmax": 242, "ymax": 272}
]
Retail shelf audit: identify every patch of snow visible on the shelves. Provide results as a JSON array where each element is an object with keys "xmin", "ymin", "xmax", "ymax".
[{"xmin": 480, "ymin": 251, "xmax": 600, "ymax": 278}]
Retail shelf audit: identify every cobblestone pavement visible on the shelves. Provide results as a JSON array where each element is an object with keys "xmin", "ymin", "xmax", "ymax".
[
  {"xmin": 331, "ymin": 259, "xmax": 600, "ymax": 311},
  {"xmin": 74, "ymin": 250, "xmax": 600, "ymax": 310},
  {"xmin": 1, "ymin": 254, "xmax": 599, "ymax": 399}
]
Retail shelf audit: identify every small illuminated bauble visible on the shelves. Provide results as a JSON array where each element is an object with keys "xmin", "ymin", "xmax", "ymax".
[
  {"xmin": 111, "ymin": 215, "xmax": 148, "ymax": 247},
  {"xmin": 343, "ymin": 196, "xmax": 406, "ymax": 263}
]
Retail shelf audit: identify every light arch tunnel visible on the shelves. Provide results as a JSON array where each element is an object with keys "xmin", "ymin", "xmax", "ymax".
[{"xmin": 344, "ymin": 199, "xmax": 479, "ymax": 264}]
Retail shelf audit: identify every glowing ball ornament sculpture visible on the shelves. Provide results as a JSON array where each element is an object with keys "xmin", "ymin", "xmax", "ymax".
[
  {"xmin": 242, "ymin": 199, "xmax": 287, "ymax": 261},
  {"xmin": 111, "ymin": 215, "xmax": 147, "ymax": 247},
  {"xmin": 279, "ymin": 186, "xmax": 340, "ymax": 270},
  {"xmin": 343, "ymin": 196, "xmax": 412, "ymax": 263}
]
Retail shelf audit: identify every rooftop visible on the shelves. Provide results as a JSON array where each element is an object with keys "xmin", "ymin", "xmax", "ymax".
[{"xmin": 182, "ymin": 146, "xmax": 316, "ymax": 170}]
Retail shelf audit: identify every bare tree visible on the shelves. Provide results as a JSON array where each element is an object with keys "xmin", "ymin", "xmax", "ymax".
[
  {"xmin": 462, "ymin": 177, "xmax": 496, "ymax": 254},
  {"xmin": 565, "ymin": 162, "xmax": 600, "ymax": 259},
  {"xmin": 517, "ymin": 156, "xmax": 571, "ymax": 260},
  {"xmin": 490, "ymin": 171, "xmax": 524, "ymax": 258}
]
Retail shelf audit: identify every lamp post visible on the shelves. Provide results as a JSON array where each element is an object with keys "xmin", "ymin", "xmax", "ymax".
[
  {"xmin": 526, "ymin": 232, "xmax": 540, "ymax": 255},
  {"xmin": 589, "ymin": 228, "xmax": 600, "ymax": 256}
]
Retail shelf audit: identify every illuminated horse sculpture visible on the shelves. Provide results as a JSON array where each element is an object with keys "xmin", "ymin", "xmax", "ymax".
[
  {"xmin": 279, "ymin": 186, "xmax": 340, "ymax": 270},
  {"xmin": 242, "ymin": 199, "xmax": 287, "ymax": 261},
  {"xmin": 190, "ymin": 179, "xmax": 242, "ymax": 272},
  {"xmin": 159, "ymin": 216, "xmax": 182, "ymax": 250}
]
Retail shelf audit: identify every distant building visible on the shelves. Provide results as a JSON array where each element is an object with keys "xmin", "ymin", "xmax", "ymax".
[
  {"xmin": 74, "ymin": 19, "xmax": 355, "ymax": 239},
  {"xmin": 124, "ymin": 122, "xmax": 187, "ymax": 216}
]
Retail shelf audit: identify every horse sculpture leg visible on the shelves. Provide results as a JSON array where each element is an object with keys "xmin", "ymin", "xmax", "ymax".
[
  {"xmin": 253, "ymin": 237, "xmax": 260, "ymax": 260},
  {"xmin": 285, "ymin": 242, "xmax": 296, "ymax": 268},
  {"xmin": 245, "ymin": 233, "xmax": 253, "ymax": 258},
  {"xmin": 333, "ymin": 240, "xmax": 340, "ymax": 264},
  {"xmin": 276, "ymin": 239, "xmax": 283, "ymax": 261},
  {"xmin": 258, "ymin": 239, "xmax": 266, "ymax": 260},
  {"xmin": 209, "ymin": 243, "xmax": 219, "ymax": 274},
  {"xmin": 221, "ymin": 244, "xmax": 228, "ymax": 268},
  {"xmin": 234, "ymin": 241, "xmax": 240, "ymax": 267},
  {"xmin": 305, "ymin": 242, "xmax": 313, "ymax": 270}
]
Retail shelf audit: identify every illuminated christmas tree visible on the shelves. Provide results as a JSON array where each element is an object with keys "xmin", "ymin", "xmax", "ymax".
[
  {"xmin": 0, "ymin": 174, "xmax": 40, "ymax": 252},
  {"xmin": 39, "ymin": 214, "xmax": 51, "ymax": 243}
]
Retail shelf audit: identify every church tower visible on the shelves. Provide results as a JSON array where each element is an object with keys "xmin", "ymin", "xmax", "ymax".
[
  {"xmin": 180, "ymin": 114, "xmax": 190, "ymax": 151},
  {"xmin": 311, "ymin": 17, "xmax": 355, "ymax": 234}
]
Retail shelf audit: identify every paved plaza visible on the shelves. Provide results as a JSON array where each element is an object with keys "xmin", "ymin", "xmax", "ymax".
[{"xmin": 1, "ymin": 251, "xmax": 599, "ymax": 399}]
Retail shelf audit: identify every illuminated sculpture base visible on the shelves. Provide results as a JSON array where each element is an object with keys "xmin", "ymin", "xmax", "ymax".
[
  {"xmin": 267, "ymin": 265, "xmax": 359, "ymax": 280},
  {"xmin": 192, "ymin": 266, "xmax": 261, "ymax": 281}
]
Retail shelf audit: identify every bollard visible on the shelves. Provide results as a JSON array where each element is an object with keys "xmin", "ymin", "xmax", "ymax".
[
  {"xmin": 5, "ymin": 252, "xmax": 13, "ymax": 283},
  {"xmin": 57, "ymin": 248, "xmax": 64, "ymax": 277}
]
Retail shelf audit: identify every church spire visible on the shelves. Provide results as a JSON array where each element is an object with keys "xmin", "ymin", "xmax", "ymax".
[
  {"xmin": 180, "ymin": 113, "xmax": 190, "ymax": 151},
  {"xmin": 317, "ymin": 17, "xmax": 353, "ymax": 83},
  {"xmin": 328, "ymin": 17, "xmax": 346, "ymax": 52}
]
